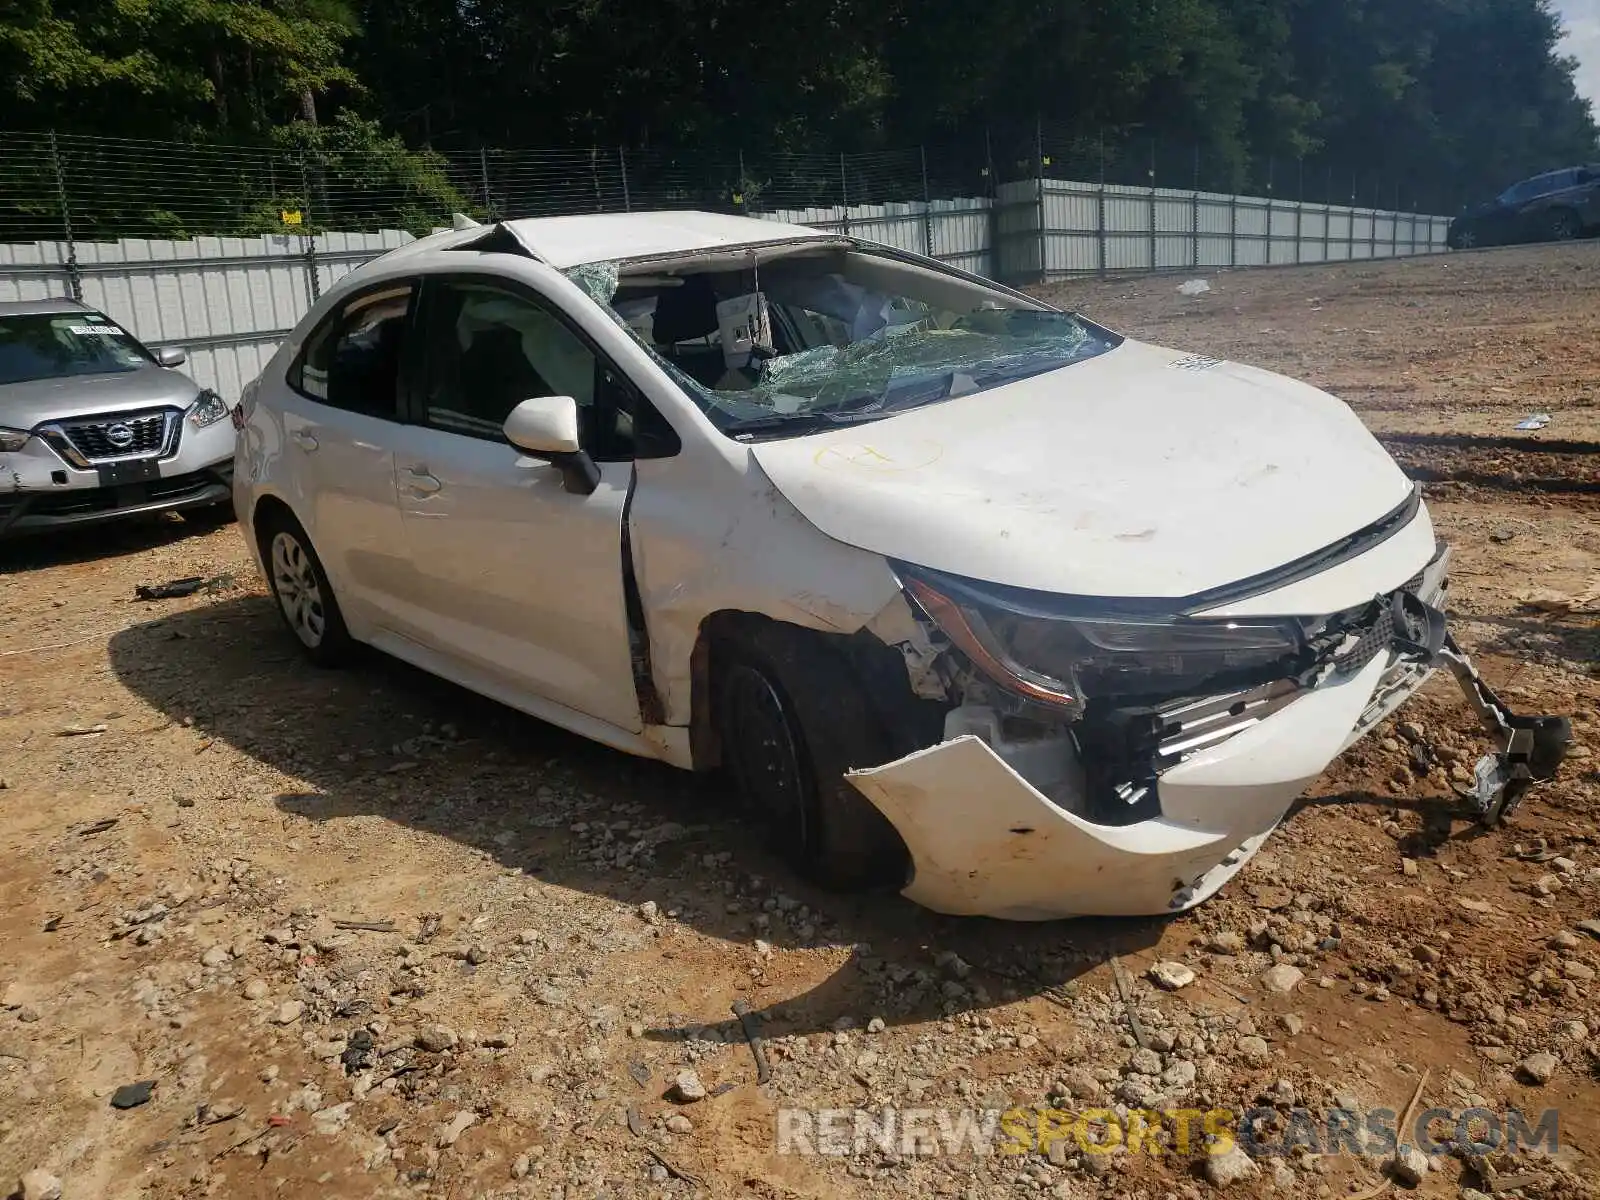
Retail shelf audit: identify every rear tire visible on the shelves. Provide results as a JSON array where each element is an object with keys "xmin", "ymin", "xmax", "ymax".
[
  {"xmin": 713, "ymin": 624, "xmax": 910, "ymax": 892},
  {"xmin": 1548, "ymin": 208, "xmax": 1579, "ymax": 241},
  {"xmin": 259, "ymin": 511, "xmax": 354, "ymax": 668}
]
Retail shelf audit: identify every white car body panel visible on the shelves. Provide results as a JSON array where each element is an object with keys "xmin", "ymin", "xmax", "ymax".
[
  {"xmin": 231, "ymin": 209, "xmax": 1483, "ymax": 923},
  {"xmin": 748, "ymin": 340, "xmax": 1413, "ymax": 598}
]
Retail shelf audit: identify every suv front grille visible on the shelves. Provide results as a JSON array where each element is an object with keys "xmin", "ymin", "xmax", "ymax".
[{"xmin": 40, "ymin": 408, "xmax": 180, "ymax": 466}]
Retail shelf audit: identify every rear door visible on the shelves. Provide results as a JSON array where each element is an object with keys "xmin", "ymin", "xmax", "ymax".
[{"xmin": 279, "ymin": 281, "xmax": 415, "ymax": 632}]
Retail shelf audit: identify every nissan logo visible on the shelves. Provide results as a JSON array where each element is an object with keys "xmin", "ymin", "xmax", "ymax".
[{"xmin": 105, "ymin": 422, "xmax": 135, "ymax": 449}]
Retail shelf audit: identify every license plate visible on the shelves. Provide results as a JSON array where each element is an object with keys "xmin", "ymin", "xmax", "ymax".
[{"xmin": 96, "ymin": 458, "xmax": 161, "ymax": 487}]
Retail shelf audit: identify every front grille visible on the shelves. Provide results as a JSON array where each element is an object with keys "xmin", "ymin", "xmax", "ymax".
[
  {"xmin": 1155, "ymin": 679, "xmax": 1303, "ymax": 765},
  {"xmin": 1336, "ymin": 603, "xmax": 1395, "ymax": 675},
  {"xmin": 65, "ymin": 410, "xmax": 172, "ymax": 460}
]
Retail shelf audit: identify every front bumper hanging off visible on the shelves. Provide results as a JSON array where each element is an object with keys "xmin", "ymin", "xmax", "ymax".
[{"xmin": 847, "ymin": 585, "xmax": 1571, "ymax": 922}]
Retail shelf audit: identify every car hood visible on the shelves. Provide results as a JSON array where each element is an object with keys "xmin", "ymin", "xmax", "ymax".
[
  {"xmin": 747, "ymin": 339, "xmax": 1414, "ymax": 599},
  {"xmin": 0, "ymin": 365, "xmax": 200, "ymax": 428}
]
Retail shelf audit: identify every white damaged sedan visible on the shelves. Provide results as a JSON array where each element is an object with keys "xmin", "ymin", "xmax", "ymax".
[{"xmin": 232, "ymin": 211, "xmax": 1569, "ymax": 920}]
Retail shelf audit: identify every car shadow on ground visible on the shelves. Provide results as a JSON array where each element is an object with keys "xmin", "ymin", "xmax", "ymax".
[
  {"xmin": 0, "ymin": 511, "xmax": 230, "ymax": 573},
  {"xmin": 108, "ymin": 593, "xmax": 1164, "ymax": 1038}
]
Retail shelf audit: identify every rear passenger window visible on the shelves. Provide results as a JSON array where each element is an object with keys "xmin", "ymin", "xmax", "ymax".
[{"xmin": 291, "ymin": 285, "xmax": 414, "ymax": 418}]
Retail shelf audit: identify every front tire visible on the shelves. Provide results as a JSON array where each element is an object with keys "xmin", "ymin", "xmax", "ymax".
[
  {"xmin": 713, "ymin": 625, "xmax": 910, "ymax": 892},
  {"xmin": 260, "ymin": 512, "xmax": 353, "ymax": 667}
]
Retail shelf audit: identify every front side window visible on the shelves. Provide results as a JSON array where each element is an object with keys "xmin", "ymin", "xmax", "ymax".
[
  {"xmin": 579, "ymin": 246, "xmax": 1117, "ymax": 440},
  {"xmin": 419, "ymin": 281, "xmax": 596, "ymax": 437},
  {"xmin": 293, "ymin": 285, "xmax": 414, "ymax": 418},
  {"xmin": 416, "ymin": 279, "xmax": 654, "ymax": 461},
  {"xmin": 0, "ymin": 311, "xmax": 151, "ymax": 384}
]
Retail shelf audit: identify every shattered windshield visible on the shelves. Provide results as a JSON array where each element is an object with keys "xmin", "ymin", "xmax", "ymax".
[{"xmin": 567, "ymin": 247, "xmax": 1115, "ymax": 439}]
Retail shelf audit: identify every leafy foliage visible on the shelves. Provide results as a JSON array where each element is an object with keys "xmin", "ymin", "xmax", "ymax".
[{"xmin": 2, "ymin": 0, "xmax": 1596, "ymax": 219}]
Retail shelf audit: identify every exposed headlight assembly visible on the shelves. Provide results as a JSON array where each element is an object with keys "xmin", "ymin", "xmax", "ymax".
[
  {"xmin": 899, "ymin": 563, "xmax": 1307, "ymax": 712},
  {"xmin": 187, "ymin": 389, "xmax": 230, "ymax": 428},
  {"xmin": 0, "ymin": 427, "xmax": 32, "ymax": 452}
]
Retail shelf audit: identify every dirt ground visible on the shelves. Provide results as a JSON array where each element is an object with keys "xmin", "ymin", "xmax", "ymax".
[{"xmin": 2, "ymin": 243, "xmax": 1598, "ymax": 1200}]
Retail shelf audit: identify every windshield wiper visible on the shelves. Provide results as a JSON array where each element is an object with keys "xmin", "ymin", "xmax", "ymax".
[{"xmin": 721, "ymin": 408, "xmax": 892, "ymax": 439}]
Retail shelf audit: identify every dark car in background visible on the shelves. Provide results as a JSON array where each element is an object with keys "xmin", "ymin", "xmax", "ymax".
[{"xmin": 1447, "ymin": 165, "xmax": 1600, "ymax": 249}]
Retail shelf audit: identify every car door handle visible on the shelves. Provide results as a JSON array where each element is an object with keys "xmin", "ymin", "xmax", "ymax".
[
  {"xmin": 292, "ymin": 430, "xmax": 319, "ymax": 452},
  {"xmin": 404, "ymin": 466, "xmax": 442, "ymax": 496}
]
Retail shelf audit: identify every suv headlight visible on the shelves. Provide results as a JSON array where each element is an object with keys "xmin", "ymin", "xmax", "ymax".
[
  {"xmin": 187, "ymin": 389, "xmax": 230, "ymax": 429},
  {"xmin": 0, "ymin": 427, "xmax": 32, "ymax": 452},
  {"xmin": 899, "ymin": 563, "xmax": 1307, "ymax": 710}
]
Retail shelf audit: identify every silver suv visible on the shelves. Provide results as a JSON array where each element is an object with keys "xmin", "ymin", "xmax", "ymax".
[{"xmin": 0, "ymin": 298, "xmax": 236, "ymax": 538}]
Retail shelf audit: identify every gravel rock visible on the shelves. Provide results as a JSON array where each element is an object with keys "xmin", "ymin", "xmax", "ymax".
[
  {"xmin": 312, "ymin": 1102, "xmax": 353, "ymax": 1135},
  {"xmin": 1259, "ymin": 964, "xmax": 1304, "ymax": 993},
  {"xmin": 664, "ymin": 1113, "xmax": 694, "ymax": 1134},
  {"xmin": 1517, "ymin": 1051, "xmax": 1558, "ymax": 1085},
  {"xmin": 1162, "ymin": 1060, "xmax": 1198, "ymax": 1089},
  {"xmin": 242, "ymin": 979, "xmax": 269, "ymax": 1001},
  {"xmin": 1207, "ymin": 931, "xmax": 1245, "ymax": 954},
  {"xmin": 18, "ymin": 1169, "xmax": 63, "ymax": 1200},
  {"xmin": 416, "ymin": 1023, "xmax": 459, "ymax": 1052},
  {"xmin": 435, "ymin": 1110, "xmax": 477, "ymax": 1147},
  {"xmin": 1149, "ymin": 961, "xmax": 1196, "ymax": 990},
  {"xmin": 1550, "ymin": 930, "xmax": 1581, "ymax": 950},
  {"xmin": 671, "ymin": 1069, "xmax": 707, "ymax": 1102},
  {"xmin": 1128, "ymin": 1048, "xmax": 1163, "ymax": 1076},
  {"xmin": 110, "ymin": 1080, "xmax": 154, "ymax": 1109},
  {"xmin": 1236, "ymin": 1035, "xmax": 1271, "ymax": 1066},
  {"xmin": 273, "ymin": 999, "xmax": 304, "ymax": 1024},
  {"xmin": 200, "ymin": 945, "xmax": 230, "ymax": 968},
  {"xmin": 1204, "ymin": 1144, "xmax": 1259, "ymax": 1187},
  {"xmin": 1389, "ymin": 1144, "xmax": 1429, "ymax": 1186}
]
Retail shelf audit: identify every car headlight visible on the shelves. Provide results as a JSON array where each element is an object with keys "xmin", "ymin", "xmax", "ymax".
[
  {"xmin": 187, "ymin": 389, "xmax": 230, "ymax": 429},
  {"xmin": 0, "ymin": 427, "xmax": 32, "ymax": 452},
  {"xmin": 899, "ymin": 563, "xmax": 1307, "ymax": 710}
]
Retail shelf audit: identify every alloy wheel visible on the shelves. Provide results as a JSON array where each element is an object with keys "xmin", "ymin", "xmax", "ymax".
[{"xmin": 270, "ymin": 530, "xmax": 326, "ymax": 649}]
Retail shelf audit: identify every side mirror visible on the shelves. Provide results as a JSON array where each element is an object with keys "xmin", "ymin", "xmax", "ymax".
[
  {"xmin": 155, "ymin": 346, "xmax": 189, "ymax": 368},
  {"xmin": 503, "ymin": 395, "xmax": 599, "ymax": 495}
]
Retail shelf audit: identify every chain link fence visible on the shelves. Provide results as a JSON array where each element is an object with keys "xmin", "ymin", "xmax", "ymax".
[{"xmin": 1, "ymin": 126, "xmax": 1458, "ymax": 246}]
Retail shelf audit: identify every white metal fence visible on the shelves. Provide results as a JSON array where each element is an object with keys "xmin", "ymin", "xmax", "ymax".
[
  {"xmin": 994, "ymin": 180, "xmax": 1450, "ymax": 278},
  {"xmin": 0, "ymin": 180, "xmax": 1448, "ymax": 402}
]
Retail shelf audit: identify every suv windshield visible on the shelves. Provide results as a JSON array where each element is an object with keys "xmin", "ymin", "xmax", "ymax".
[
  {"xmin": 0, "ymin": 311, "xmax": 152, "ymax": 385},
  {"xmin": 573, "ymin": 247, "xmax": 1115, "ymax": 438}
]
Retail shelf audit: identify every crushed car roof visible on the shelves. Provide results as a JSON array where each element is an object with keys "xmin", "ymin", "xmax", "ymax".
[
  {"xmin": 502, "ymin": 211, "xmax": 830, "ymax": 269},
  {"xmin": 365, "ymin": 210, "xmax": 832, "ymax": 276}
]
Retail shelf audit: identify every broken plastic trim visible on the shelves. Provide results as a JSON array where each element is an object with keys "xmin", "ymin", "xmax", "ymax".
[{"xmin": 1428, "ymin": 631, "xmax": 1572, "ymax": 824}]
